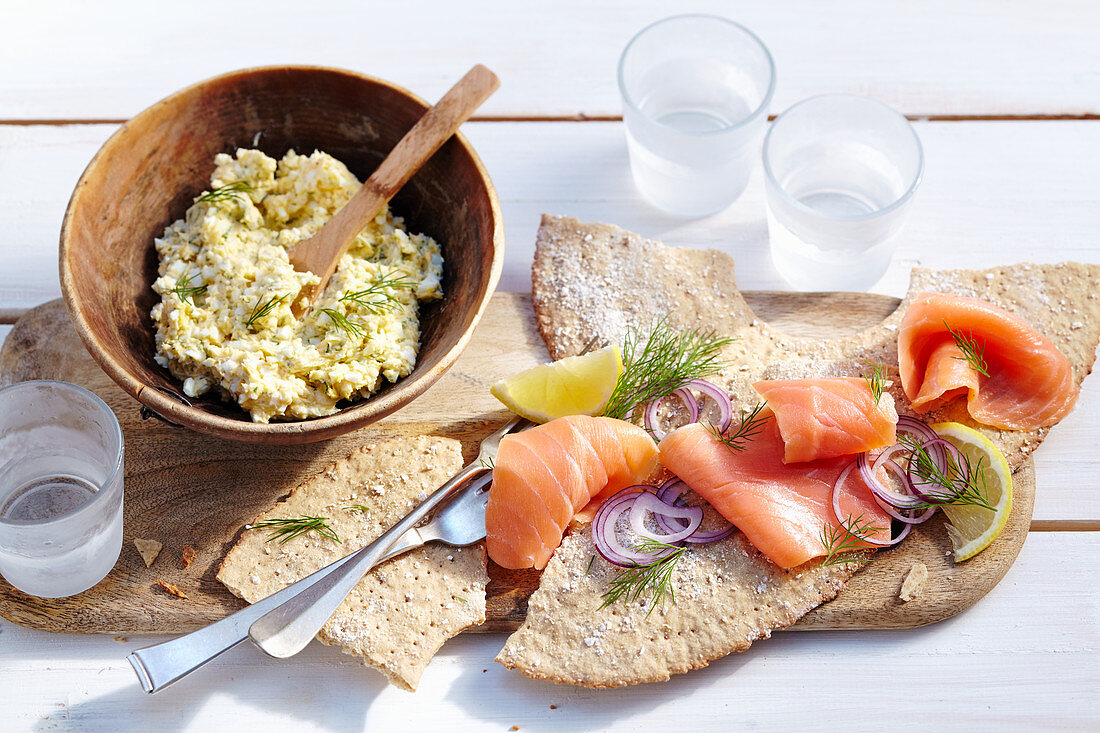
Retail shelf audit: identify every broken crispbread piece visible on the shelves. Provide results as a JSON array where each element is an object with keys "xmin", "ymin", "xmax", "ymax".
[
  {"xmin": 497, "ymin": 528, "xmax": 856, "ymax": 687},
  {"xmin": 899, "ymin": 562, "xmax": 929, "ymax": 602},
  {"xmin": 133, "ymin": 538, "xmax": 162, "ymax": 568},
  {"xmin": 217, "ymin": 435, "xmax": 488, "ymax": 691}
]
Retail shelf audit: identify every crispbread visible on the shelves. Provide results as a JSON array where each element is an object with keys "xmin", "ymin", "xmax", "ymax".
[
  {"xmin": 217, "ymin": 435, "xmax": 487, "ymax": 691},
  {"xmin": 508, "ymin": 214, "xmax": 1100, "ymax": 687}
]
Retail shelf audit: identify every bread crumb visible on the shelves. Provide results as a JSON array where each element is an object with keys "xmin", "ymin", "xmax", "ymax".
[
  {"xmin": 133, "ymin": 538, "xmax": 163, "ymax": 568},
  {"xmin": 156, "ymin": 580, "xmax": 188, "ymax": 599},
  {"xmin": 181, "ymin": 545, "xmax": 197, "ymax": 569},
  {"xmin": 899, "ymin": 562, "xmax": 929, "ymax": 602}
]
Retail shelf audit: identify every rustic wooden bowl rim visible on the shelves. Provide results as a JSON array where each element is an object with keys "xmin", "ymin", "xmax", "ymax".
[{"xmin": 58, "ymin": 65, "xmax": 504, "ymax": 443}]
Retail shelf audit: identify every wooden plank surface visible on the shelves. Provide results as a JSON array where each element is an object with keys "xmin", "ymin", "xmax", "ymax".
[
  {"xmin": 2, "ymin": 532, "xmax": 1095, "ymax": 730},
  {"xmin": 0, "ymin": 295, "xmax": 1033, "ymax": 635},
  {"xmin": 4, "ymin": 1, "xmax": 1099, "ymax": 120},
  {"xmin": 2, "ymin": 120, "xmax": 1100, "ymax": 308},
  {"xmin": 2, "ymin": 121, "xmax": 1097, "ymax": 523},
  {"xmin": 2, "ymin": 4, "xmax": 1098, "ymax": 728}
]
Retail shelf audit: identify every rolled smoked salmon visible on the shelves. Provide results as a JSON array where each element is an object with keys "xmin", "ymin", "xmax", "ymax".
[
  {"xmin": 754, "ymin": 378, "xmax": 898, "ymax": 463},
  {"xmin": 899, "ymin": 292, "xmax": 1076, "ymax": 429},
  {"xmin": 658, "ymin": 419, "xmax": 891, "ymax": 569},
  {"xmin": 486, "ymin": 415, "xmax": 658, "ymax": 570}
]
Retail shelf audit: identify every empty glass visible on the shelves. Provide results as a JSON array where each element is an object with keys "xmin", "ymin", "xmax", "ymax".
[
  {"xmin": 0, "ymin": 380, "xmax": 124, "ymax": 597},
  {"xmin": 618, "ymin": 14, "xmax": 776, "ymax": 217},
  {"xmin": 763, "ymin": 94, "xmax": 924, "ymax": 291}
]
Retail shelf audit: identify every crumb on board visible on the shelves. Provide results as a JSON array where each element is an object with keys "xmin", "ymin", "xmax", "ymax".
[
  {"xmin": 156, "ymin": 580, "xmax": 188, "ymax": 599},
  {"xmin": 899, "ymin": 562, "xmax": 929, "ymax": 602},
  {"xmin": 181, "ymin": 545, "xmax": 197, "ymax": 569},
  {"xmin": 133, "ymin": 538, "xmax": 163, "ymax": 568},
  {"xmin": 113, "ymin": 636, "xmax": 127, "ymax": 643}
]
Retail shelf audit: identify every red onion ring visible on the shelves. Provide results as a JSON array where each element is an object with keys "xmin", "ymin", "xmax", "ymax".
[
  {"xmin": 630, "ymin": 491, "xmax": 703, "ymax": 544},
  {"xmin": 831, "ymin": 460, "xmax": 911, "ymax": 547},
  {"xmin": 643, "ymin": 389, "xmax": 699, "ymax": 441},
  {"xmin": 858, "ymin": 450, "xmax": 924, "ymax": 510},
  {"xmin": 907, "ymin": 437, "xmax": 967, "ymax": 503},
  {"xmin": 592, "ymin": 487, "xmax": 676, "ymax": 567},
  {"xmin": 686, "ymin": 379, "xmax": 734, "ymax": 433},
  {"xmin": 653, "ymin": 478, "xmax": 736, "ymax": 543}
]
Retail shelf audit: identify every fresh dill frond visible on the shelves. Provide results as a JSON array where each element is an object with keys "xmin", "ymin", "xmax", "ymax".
[
  {"xmin": 320, "ymin": 308, "xmax": 363, "ymax": 337},
  {"xmin": 171, "ymin": 273, "xmax": 208, "ymax": 305},
  {"xmin": 862, "ymin": 359, "xmax": 888, "ymax": 406},
  {"xmin": 345, "ymin": 505, "xmax": 371, "ymax": 514},
  {"xmin": 479, "ymin": 455, "xmax": 495, "ymax": 470},
  {"xmin": 339, "ymin": 271, "xmax": 417, "ymax": 314},
  {"xmin": 943, "ymin": 320, "xmax": 990, "ymax": 377},
  {"xmin": 602, "ymin": 319, "xmax": 735, "ymax": 421},
  {"xmin": 820, "ymin": 513, "xmax": 883, "ymax": 566},
  {"xmin": 196, "ymin": 180, "xmax": 254, "ymax": 204},
  {"xmin": 245, "ymin": 293, "xmax": 288, "ymax": 329},
  {"xmin": 599, "ymin": 538, "xmax": 686, "ymax": 616},
  {"xmin": 586, "ymin": 555, "xmax": 595, "ymax": 575},
  {"xmin": 251, "ymin": 515, "xmax": 340, "ymax": 545},
  {"xmin": 897, "ymin": 434, "xmax": 996, "ymax": 511},
  {"xmin": 706, "ymin": 401, "xmax": 769, "ymax": 452}
]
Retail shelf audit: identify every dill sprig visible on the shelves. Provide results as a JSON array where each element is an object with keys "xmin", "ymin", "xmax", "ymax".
[
  {"xmin": 251, "ymin": 515, "xmax": 340, "ymax": 545},
  {"xmin": 863, "ymin": 359, "xmax": 888, "ymax": 406},
  {"xmin": 602, "ymin": 319, "xmax": 735, "ymax": 422},
  {"xmin": 820, "ymin": 513, "xmax": 883, "ymax": 566},
  {"xmin": 339, "ymin": 271, "xmax": 417, "ymax": 314},
  {"xmin": 171, "ymin": 273, "xmax": 208, "ymax": 305},
  {"xmin": 196, "ymin": 180, "xmax": 254, "ymax": 204},
  {"xmin": 245, "ymin": 293, "xmax": 288, "ymax": 329},
  {"xmin": 319, "ymin": 308, "xmax": 363, "ymax": 337},
  {"xmin": 705, "ymin": 402, "xmax": 769, "ymax": 452},
  {"xmin": 944, "ymin": 320, "xmax": 990, "ymax": 377},
  {"xmin": 897, "ymin": 434, "xmax": 996, "ymax": 511},
  {"xmin": 599, "ymin": 538, "xmax": 686, "ymax": 616},
  {"xmin": 345, "ymin": 505, "xmax": 371, "ymax": 514}
]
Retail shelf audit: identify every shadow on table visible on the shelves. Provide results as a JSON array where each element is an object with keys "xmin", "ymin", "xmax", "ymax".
[
  {"xmin": 440, "ymin": 634, "xmax": 759, "ymax": 732},
  {"xmin": 43, "ymin": 641, "xmax": 382, "ymax": 733}
]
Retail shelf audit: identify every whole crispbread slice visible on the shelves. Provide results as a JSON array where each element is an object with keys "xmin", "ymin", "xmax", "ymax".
[
  {"xmin": 505, "ymin": 214, "xmax": 1100, "ymax": 688},
  {"xmin": 217, "ymin": 435, "xmax": 487, "ymax": 691}
]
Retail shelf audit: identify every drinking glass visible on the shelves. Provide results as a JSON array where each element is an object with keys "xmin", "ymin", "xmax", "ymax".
[
  {"xmin": 618, "ymin": 14, "xmax": 776, "ymax": 217},
  {"xmin": 763, "ymin": 94, "xmax": 924, "ymax": 291},
  {"xmin": 0, "ymin": 380, "xmax": 124, "ymax": 597}
]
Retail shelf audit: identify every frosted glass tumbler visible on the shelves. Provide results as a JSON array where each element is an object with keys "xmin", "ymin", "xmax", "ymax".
[
  {"xmin": 618, "ymin": 15, "xmax": 775, "ymax": 217},
  {"xmin": 764, "ymin": 94, "xmax": 924, "ymax": 291},
  {"xmin": 0, "ymin": 381, "xmax": 124, "ymax": 597}
]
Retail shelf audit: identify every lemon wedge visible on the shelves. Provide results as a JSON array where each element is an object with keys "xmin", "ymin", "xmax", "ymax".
[
  {"xmin": 490, "ymin": 345, "xmax": 623, "ymax": 423},
  {"xmin": 931, "ymin": 422, "xmax": 1013, "ymax": 562}
]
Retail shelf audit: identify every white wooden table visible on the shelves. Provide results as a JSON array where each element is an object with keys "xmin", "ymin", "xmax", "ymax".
[{"xmin": 2, "ymin": 2, "xmax": 1098, "ymax": 730}]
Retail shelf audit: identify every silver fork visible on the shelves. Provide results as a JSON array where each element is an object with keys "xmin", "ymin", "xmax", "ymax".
[{"xmin": 127, "ymin": 415, "xmax": 525, "ymax": 693}]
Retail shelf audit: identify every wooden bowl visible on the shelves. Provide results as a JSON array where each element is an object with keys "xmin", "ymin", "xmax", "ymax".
[{"xmin": 59, "ymin": 66, "xmax": 503, "ymax": 444}]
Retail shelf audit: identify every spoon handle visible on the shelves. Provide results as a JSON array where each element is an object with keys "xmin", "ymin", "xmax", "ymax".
[{"xmin": 289, "ymin": 64, "xmax": 500, "ymax": 300}]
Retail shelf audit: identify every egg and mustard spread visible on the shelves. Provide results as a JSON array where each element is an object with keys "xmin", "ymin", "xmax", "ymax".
[{"xmin": 150, "ymin": 148, "xmax": 443, "ymax": 423}]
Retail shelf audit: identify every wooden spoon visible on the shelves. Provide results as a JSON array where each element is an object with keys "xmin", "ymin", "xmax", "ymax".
[{"xmin": 288, "ymin": 64, "xmax": 500, "ymax": 312}]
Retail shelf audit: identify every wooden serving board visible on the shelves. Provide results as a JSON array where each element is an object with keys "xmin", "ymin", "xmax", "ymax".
[{"xmin": 0, "ymin": 294, "xmax": 1033, "ymax": 634}]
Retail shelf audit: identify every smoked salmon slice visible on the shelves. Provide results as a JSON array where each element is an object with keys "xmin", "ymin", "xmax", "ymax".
[
  {"xmin": 754, "ymin": 378, "xmax": 898, "ymax": 463},
  {"xmin": 898, "ymin": 292, "xmax": 1077, "ymax": 429},
  {"xmin": 486, "ymin": 415, "xmax": 658, "ymax": 569},
  {"xmin": 657, "ymin": 419, "xmax": 891, "ymax": 569}
]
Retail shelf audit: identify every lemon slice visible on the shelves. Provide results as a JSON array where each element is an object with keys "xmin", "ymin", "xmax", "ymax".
[
  {"xmin": 490, "ymin": 345, "xmax": 623, "ymax": 423},
  {"xmin": 930, "ymin": 422, "xmax": 1013, "ymax": 562}
]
